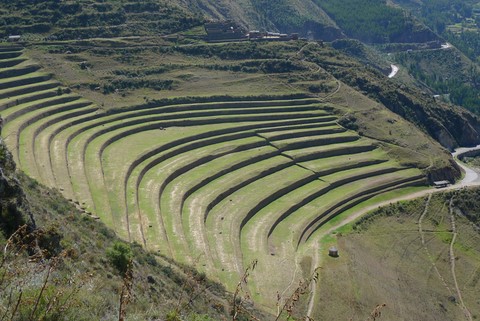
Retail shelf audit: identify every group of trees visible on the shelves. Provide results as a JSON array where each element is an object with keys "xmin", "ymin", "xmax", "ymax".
[
  {"xmin": 315, "ymin": 0, "xmax": 415, "ymax": 43},
  {"xmin": 251, "ymin": 0, "xmax": 307, "ymax": 32}
]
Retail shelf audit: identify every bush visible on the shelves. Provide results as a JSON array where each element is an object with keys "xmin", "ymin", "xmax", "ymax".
[{"xmin": 106, "ymin": 241, "xmax": 132, "ymax": 274}]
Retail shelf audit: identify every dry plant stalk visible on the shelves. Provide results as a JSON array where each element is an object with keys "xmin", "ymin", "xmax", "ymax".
[
  {"xmin": 275, "ymin": 267, "xmax": 320, "ymax": 321},
  {"xmin": 118, "ymin": 259, "xmax": 134, "ymax": 321},
  {"xmin": 366, "ymin": 303, "xmax": 386, "ymax": 321},
  {"xmin": 0, "ymin": 225, "xmax": 85, "ymax": 321},
  {"xmin": 231, "ymin": 259, "xmax": 259, "ymax": 321}
]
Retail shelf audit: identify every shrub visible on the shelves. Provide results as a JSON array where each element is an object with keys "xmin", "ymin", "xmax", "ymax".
[{"xmin": 106, "ymin": 241, "xmax": 132, "ymax": 274}]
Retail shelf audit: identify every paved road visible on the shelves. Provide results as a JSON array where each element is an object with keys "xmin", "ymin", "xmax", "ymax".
[
  {"xmin": 453, "ymin": 144, "xmax": 480, "ymax": 185},
  {"xmin": 441, "ymin": 42, "xmax": 452, "ymax": 49},
  {"xmin": 388, "ymin": 64, "xmax": 399, "ymax": 78}
]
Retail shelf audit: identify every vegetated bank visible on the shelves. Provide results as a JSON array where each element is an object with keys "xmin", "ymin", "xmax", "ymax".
[
  {"xmin": 314, "ymin": 188, "xmax": 480, "ymax": 321},
  {"xmin": 0, "ymin": 140, "xmax": 259, "ymax": 321}
]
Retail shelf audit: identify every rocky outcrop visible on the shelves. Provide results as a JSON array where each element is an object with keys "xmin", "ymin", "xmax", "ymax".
[
  {"xmin": 426, "ymin": 159, "xmax": 462, "ymax": 183},
  {"xmin": 389, "ymin": 21, "xmax": 439, "ymax": 43}
]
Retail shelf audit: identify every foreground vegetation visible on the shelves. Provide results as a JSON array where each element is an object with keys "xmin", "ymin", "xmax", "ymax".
[{"xmin": 0, "ymin": 142, "xmax": 233, "ymax": 321}]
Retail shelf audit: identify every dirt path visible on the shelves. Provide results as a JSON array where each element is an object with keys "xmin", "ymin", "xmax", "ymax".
[
  {"xmin": 306, "ymin": 242, "xmax": 319, "ymax": 317},
  {"xmin": 419, "ymin": 194, "xmax": 453, "ymax": 294},
  {"xmin": 449, "ymin": 197, "xmax": 473, "ymax": 321}
]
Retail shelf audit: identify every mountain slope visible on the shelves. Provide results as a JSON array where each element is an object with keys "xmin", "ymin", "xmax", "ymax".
[{"xmin": 0, "ymin": 140, "xmax": 243, "ymax": 320}]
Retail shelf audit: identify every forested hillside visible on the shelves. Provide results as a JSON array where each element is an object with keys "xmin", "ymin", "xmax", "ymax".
[{"xmin": 0, "ymin": 0, "xmax": 202, "ymax": 39}]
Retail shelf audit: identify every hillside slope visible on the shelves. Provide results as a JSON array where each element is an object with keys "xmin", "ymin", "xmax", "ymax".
[
  {"xmin": 0, "ymin": 139, "xmax": 248, "ymax": 320},
  {"xmin": 2, "ymin": 0, "xmax": 480, "ymax": 318},
  {"xmin": 180, "ymin": 0, "xmax": 437, "ymax": 43},
  {"xmin": 0, "ymin": 43, "xmax": 468, "ymax": 314},
  {"xmin": 315, "ymin": 189, "xmax": 480, "ymax": 320},
  {"xmin": 0, "ymin": 0, "xmax": 438, "ymax": 44}
]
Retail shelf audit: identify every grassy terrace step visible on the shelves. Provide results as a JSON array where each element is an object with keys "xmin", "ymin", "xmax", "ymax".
[
  {"xmin": 257, "ymin": 125, "xmax": 345, "ymax": 140},
  {"xmin": 3, "ymin": 97, "xmax": 91, "ymax": 164},
  {"xmin": 35, "ymin": 108, "xmax": 99, "ymax": 187},
  {"xmin": 299, "ymin": 149, "xmax": 389, "ymax": 175},
  {"xmin": 133, "ymin": 134, "xmax": 269, "ymax": 257},
  {"xmin": 0, "ymin": 64, "xmax": 41, "ymax": 80},
  {"xmin": 205, "ymin": 164, "xmax": 316, "ymax": 287},
  {"xmin": 124, "ymin": 118, "xmax": 334, "ymax": 250},
  {"xmin": 268, "ymin": 132, "xmax": 360, "ymax": 151},
  {"xmin": 0, "ymin": 57, "xmax": 27, "ymax": 69},
  {"xmin": 0, "ymin": 51, "xmax": 23, "ymax": 60},
  {"xmin": 184, "ymin": 156, "xmax": 294, "ymax": 273},
  {"xmin": 300, "ymin": 177, "xmax": 426, "ymax": 245},
  {"xmin": 320, "ymin": 160, "xmax": 405, "ymax": 184},
  {"xmin": 254, "ymin": 121, "xmax": 338, "ymax": 134},
  {"xmin": 21, "ymin": 105, "xmax": 97, "ymax": 182},
  {"xmin": 284, "ymin": 139, "xmax": 377, "ymax": 162},
  {"xmin": 0, "ymin": 73, "xmax": 52, "ymax": 91},
  {"xmin": 0, "ymin": 80, "xmax": 59, "ymax": 100},
  {"xmin": 0, "ymin": 88, "xmax": 61, "ymax": 112},
  {"xmin": 269, "ymin": 168, "xmax": 423, "ymax": 249},
  {"xmin": 0, "ymin": 47, "xmax": 23, "ymax": 53},
  {"xmin": 109, "ymin": 98, "xmax": 324, "ymax": 122},
  {"xmin": 2, "ymin": 94, "xmax": 81, "ymax": 123}
]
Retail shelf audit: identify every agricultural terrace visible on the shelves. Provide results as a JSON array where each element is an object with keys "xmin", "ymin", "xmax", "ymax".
[{"xmin": 0, "ymin": 47, "xmax": 426, "ymax": 308}]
